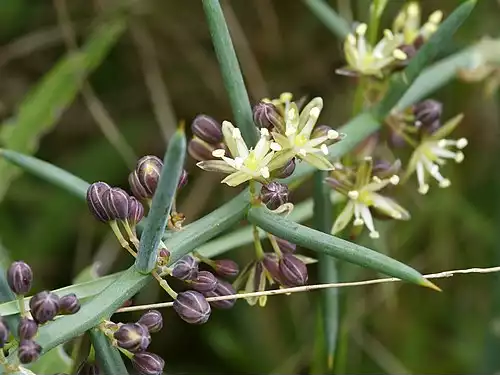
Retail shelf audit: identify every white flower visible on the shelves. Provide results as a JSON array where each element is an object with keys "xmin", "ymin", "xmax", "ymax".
[
  {"xmin": 197, "ymin": 121, "xmax": 280, "ymax": 186},
  {"xmin": 404, "ymin": 114, "xmax": 467, "ymax": 194},
  {"xmin": 341, "ymin": 23, "xmax": 407, "ymax": 77},
  {"xmin": 393, "ymin": 2, "xmax": 443, "ymax": 44},
  {"xmin": 329, "ymin": 158, "xmax": 410, "ymax": 239},
  {"xmin": 269, "ymin": 97, "xmax": 340, "ymax": 171}
]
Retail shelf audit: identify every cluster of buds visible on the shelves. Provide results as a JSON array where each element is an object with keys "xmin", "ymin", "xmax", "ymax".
[
  {"xmin": 100, "ymin": 310, "xmax": 164, "ymax": 375},
  {"xmin": 0, "ymin": 261, "xmax": 81, "ymax": 368},
  {"xmin": 192, "ymin": 93, "xmax": 344, "ymax": 187},
  {"xmin": 338, "ymin": 2, "xmax": 444, "ymax": 77},
  {"xmin": 235, "ymin": 237, "xmax": 313, "ymax": 307}
]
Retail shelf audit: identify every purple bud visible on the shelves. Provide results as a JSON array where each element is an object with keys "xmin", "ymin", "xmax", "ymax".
[
  {"xmin": 171, "ymin": 255, "xmax": 199, "ymax": 280},
  {"xmin": 132, "ymin": 352, "xmax": 165, "ymax": 375},
  {"xmin": 272, "ymin": 158, "xmax": 296, "ymax": 179},
  {"xmin": 173, "ymin": 290, "xmax": 211, "ymax": 324},
  {"xmin": 114, "ymin": 323, "xmax": 151, "ymax": 353},
  {"xmin": 138, "ymin": 310, "xmax": 163, "ymax": 333},
  {"xmin": 136, "ymin": 155, "xmax": 163, "ymax": 196},
  {"xmin": 414, "ymin": 99, "xmax": 442, "ymax": 130},
  {"xmin": 0, "ymin": 317, "xmax": 9, "ymax": 348},
  {"xmin": 189, "ymin": 271, "xmax": 218, "ymax": 293},
  {"xmin": 86, "ymin": 182, "xmax": 112, "ymax": 222},
  {"xmin": 203, "ymin": 279, "xmax": 236, "ymax": 309},
  {"xmin": 275, "ymin": 238, "xmax": 296, "ymax": 253},
  {"xmin": 127, "ymin": 196, "xmax": 145, "ymax": 225},
  {"xmin": 213, "ymin": 259, "xmax": 239, "ymax": 278},
  {"xmin": 191, "ymin": 115, "xmax": 223, "ymax": 144},
  {"xmin": 279, "ymin": 254, "xmax": 308, "ymax": 286},
  {"xmin": 260, "ymin": 182, "xmax": 290, "ymax": 210},
  {"xmin": 178, "ymin": 169, "xmax": 188, "ymax": 190},
  {"xmin": 129, "ymin": 170, "xmax": 149, "ymax": 201},
  {"xmin": 29, "ymin": 290, "xmax": 60, "ymax": 324},
  {"xmin": 59, "ymin": 293, "xmax": 81, "ymax": 315},
  {"xmin": 7, "ymin": 261, "xmax": 33, "ymax": 295},
  {"xmin": 188, "ymin": 138, "xmax": 218, "ymax": 162},
  {"xmin": 18, "ymin": 318, "xmax": 38, "ymax": 340},
  {"xmin": 18, "ymin": 339, "xmax": 42, "ymax": 364},
  {"xmin": 103, "ymin": 187, "xmax": 129, "ymax": 221},
  {"xmin": 262, "ymin": 254, "xmax": 285, "ymax": 285},
  {"xmin": 252, "ymin": 101, "xmax": 284, "ymax": 131}
]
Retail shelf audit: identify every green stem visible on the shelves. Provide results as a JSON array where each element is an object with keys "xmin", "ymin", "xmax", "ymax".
[
  {"xmin": 17, "ymin": 295, "xmax": 26, "ymax": 318},
  {"xmin": 267, "ymin": 233, "xmax": 283, "ymax": 257},
  {"xmin": 367, "ymin": 0, "xmax": 387, "ymax": 45},
  {"xmin": 89, "ymin": 328, "xmax": 128, "ymax": 375},
  {"xmin": 202, "ymin": 0, "xmax": 258, "ymax": 146},
  {"xmin": 253, "ymin": 225, "xmax": 265, "ymax": 259},
  {"xmin": 302, "ymin": 0, "xmax": 351, "ymax": 40}
]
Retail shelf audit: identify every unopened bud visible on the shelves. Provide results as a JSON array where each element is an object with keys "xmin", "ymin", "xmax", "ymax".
[
  {"xmin": 260, "ymin": 182, "xmax": 290, "ymax": 210},
  {"xmin": 276, "ymin": 238, "xmax": 296, "ymax": 253},
  {"xmin": 129, "ymin": 170, "xmax": 149, "ymax": 201},
  {"xmin": 157, "ymin": 248, "xmax": 170, "ymax": 266},
  {"xmin": 138, "ymin": 310, "xmax": 163, "ymax": 333},
  {"xmin": 7, "ymin": 261, "xmax": 33, "ymax": 295},
  {"xmin": 18, "ymin": 340, "xmax": 42, "ymax": 364},
  {"xmin": 59, "ymin": 293, "xmax": 81, "ymax": 315},
  {"xmin": 213, "ymin": 259, "xmax": 239, "ymax": 278},
  {"xmin": 414, "ymin": 99, "xmax": 442, "ymax": 130},
  {"xmin": 188, "ymin": 138, "xmax": 218, "ymax": 162},
  {"xmin": 173, "ymin": 290, "xmax": 211, "ymax": 324},
  {"xmin": 127, "ymin": 196, "xmax": 145, "ymax": 225},
  {"xmin": 178, "ymin": 169, "xmax": 188, "ymax": 190},
  {"xmin": 86, "ymin": 182, "xmax": 112, "ymax": 222},
  {"xmin": 262, "ymin": 254, "xmax": 285, "ymax": 285},
  {"xmin": 252, "ymin": 101, "xmax": 284, "ymax": 131},
  {"xmin": 0, "ymin": 317, "xmax": 9, "ymax": 348},
  {"xmin": 191, "ymin": 115, "xmax": 223, "ymax": 144},
  {"xmin": 103, "ymin": 187, "xmax": 129, "ymax": 221},
  {"xmin": 279, "ymin": 253, "xmax": 308, "ymax": 286},
  {"xmin": 132, "ymin": 352, "xmax": 165, "ymax": 375},
  {"xmin": 272, "ymin": 158, "xmax": 296, "ymax": 179},
  {"xmin": 203, "ymin": 279, "xmax": 236, "ymax": 309},
  {"xmin": 171, "ymin": 255, "xmax": 198, "ymax": 280},
  {"xmin": 114, "ymin": 323, "xmax": 151, "ymax": 352},
  {"xmin": 189, "ymin": 271, "xmax": 218, "ymax": 293},
  {"xmin": 136, "ymin": 155, "xmax": 163, "ymax": 197},
  {"xmin": 29, "ymin": 290, "xmax": 60, "ymax": 324},
  {"xmin": 18, "ymin": 318, "xmax": 38, "ymax": 340}
]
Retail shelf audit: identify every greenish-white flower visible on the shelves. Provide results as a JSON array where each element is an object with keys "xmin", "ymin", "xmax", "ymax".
[
  {"xmin": 270, "ymin": 97, "xmax": 340, "ymax": 171},
  {"xmin": 393, "ymin": 2, "xmax": 443, "ymax": 44},
  {"xmin": 197, "ymin": 121, "xmax": 280, "ymax": 187},
  {"xmin": 404, "ymin": 114, "xmax": 467, "ymax": 194},
  {"xmin": 329, "ymin": 158, "xmax": 410, "ymax": 239}
]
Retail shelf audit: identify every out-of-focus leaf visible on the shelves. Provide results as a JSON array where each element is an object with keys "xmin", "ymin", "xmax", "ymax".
[
  {"xmin": 28, "ymin": 345, "xmax": 73, "ymax": 375},
  {"xmin": 302, "ymin": 0, "xmax": 351, "ymax": 40},
  {"xmin": 0, "ymin": 16, "xmax": 126, "ymax": 199}
]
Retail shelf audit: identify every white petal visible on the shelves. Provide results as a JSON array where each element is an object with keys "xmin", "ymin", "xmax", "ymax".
[
  {"xmin": 222, "ymin": 121, "xmax": 239, "ymax": 157},
  {"xmin": 221, "ymin": 171, "xmax": 253, "ymax": 186},
  {"xmin": 196, "ymin": 160, "xmax": 236, "ymax": 174},
  {"xmin": 360, "ymin": 205, "xmax": 379, "ymax": 239}
]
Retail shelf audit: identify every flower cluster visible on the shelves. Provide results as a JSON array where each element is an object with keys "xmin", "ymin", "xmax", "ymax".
[
  {"xmin": 0, "ymin": 261, "xmax": 80, "ymax": 372},
  {"xmin": 191, "ymin": 94, "xmax": 344, "ymax": 187}
]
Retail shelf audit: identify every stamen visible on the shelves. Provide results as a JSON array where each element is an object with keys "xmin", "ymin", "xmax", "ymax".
[
  {"xmin": 321, "ymin": 144, "xmax": 329, "ymax": 155},
  {"xmin": 372, "ymin": 176, "xmax": 382, "ymax": 183},
  {"xmin": 439, "ymin": 179, "xmax": 451, "ymax": 188},
  {"xmin": 456, "ymin": 138, "xmax": 468, "ymax": 149},
  {"xmin": 407, "ymin": 3, "xmax": 419, "ymax": 17},
  {"xmin": 369, "ymin": 231, "xmax": 380, "ymax": 239},
  {"xmin": 455, "ymin": 151, "xmax": 464, "ymax": 163},
  {"xmin": 280, "ymin": 92, "xmax": 293, "ymax": 103},
  {"xmin": 353, "ymin": 218, "xmax": 364, "ymax": 226},
  {"xmin": 260, "ymin": 128, "xmax": 270, "ymax": 137},
  {"xmin": 270, "ymin": 142, "xmax": 282, "ymax": 151},
  {"xmin": 356, "ymin": 23, "xmax": 368, "ymax": 36},
  {"xmin": 212, "ymin": 149, "xmax": 226, "ymax": 158},
  {"xmin": 260, "ymin": 167, "xmax": 270, "ymax": 179},
  {"xmin": 393, "ymin": 49, "xmax": 408, "ymax": 60},
  {"xmin": 364, "ymin": 156, "xmax": 373, "ymax": 161},
  {"xmin": 429, "ymin": 10, "xmax": 443, "ymax": 24},
  {"xmin": 327, "ymin": 129, "xmax": 339, "ymax": 139},
  {"xmin": 348, "ymin": 190, "xmax": 359, "ymax": 200},
  {"xmin": 418, "ymin": 184, "xmax": 430, "ymax": 195},
  {"xmin": 390, "ymin": 175, "xmax": 400, "ymax": 185}
]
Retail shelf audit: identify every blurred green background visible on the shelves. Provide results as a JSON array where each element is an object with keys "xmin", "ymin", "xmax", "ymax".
[{"xmin": 0, "ymin": 0, "xmax": 499, "ymax": 373}]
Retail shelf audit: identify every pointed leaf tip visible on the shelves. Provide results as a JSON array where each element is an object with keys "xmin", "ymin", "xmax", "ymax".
[
  {"xmin": 421, "ymin": 279, "xmax": 442, "ymax": 292},
  {"xmin": 177, "ymin": 120, "xmax": 186, "ymax": 133}
]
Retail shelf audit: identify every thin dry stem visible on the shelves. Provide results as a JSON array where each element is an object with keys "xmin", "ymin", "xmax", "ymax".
[{"xmin": 115, "ymin": 265, "xmax": 500, "ymax": 313}]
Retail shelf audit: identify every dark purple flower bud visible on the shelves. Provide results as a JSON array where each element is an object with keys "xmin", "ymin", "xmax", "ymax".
[
  {"xmin": 178, "ymin": 169, "xmax": 188, "ymax": 190},
  {"xmin": 114, "ymin": 323, "xmax": 151, "ymax": 353},
  {"xmin": 373, "ymin": 159, "xmax": 401, "ymax": 179},
  {"xmin": 136, "ymin": 155, "xmax": 163, "ymax": 196},
  {"xmin": 171, "ymin": 255, "xmax": 198, "ymax": 280},
  {"xmin": 157, "ymin": 248, "xmax": 170, "ymax": 266},
  {"xmin": 29, "ymin": 291, "xmax": 60, "ymax": 324},
  {"xmin": 213, "ymin": 259, "xmax": 239, "ymax": 278},
  {"xmin": 188, "ymin": 138, "xmax": 218, "ymax": 162},
  {"xmin": 414, "ymin": 99, "xmax": 442, "ymax": 130},
  {"xmin": 138, "ymin": 310, "xmax": 163, "ymax": 333},
  {"xmin": 203, "ymin": 279, "xmax": 236, "ymax": 309},
  {"xmin": 276, "ymin": 238, "xmax": 296, "ymax": 253},
  {"xmin": 0, "ymin": 317, "xmax": 9, "ymax": 348},
  {"xmin": 260, "ymin": 182, "xmax": 289, "ymax": 210},
  {"xmin": 76, "ymin": 362, "xmax": 100, "ymax": 375},
  {"xmin": 252, "ymin": 101, "xmax": 284, "ymax": 131},
  {"xmin": 262, "ymin": 254, "xmax": 285, "ymax": 284},
  {"xmin": 127, "ymin": 196, "xmax": 145, "ymax": 225},
  {"xmin": 86, "ymin": 182, "xmax": 112, "ymax": 222},
  {"xmin": 102, "ymin": 187, "xmax": 129, "ymax": 221},
  {"xmin": 189, "ymin": 271, "xmax": 218, "ymax": 293},
  {"xmin": 59, "ymin": 293, "xmax": 81, "ymax": 315},
  {"xmin": 191, "ymin": 115, "xmax": 223, "ymax": 144},
  {"xmin": 279, "ymin": 253, "xmax": 308, "ymax": 287},
  {"xmin": 132, "ymin": 352, "xmax": 165, "ymax": 375},
  {"xmin": 272, "ymin": 158, "xmax": 296, "ymax": 179},
  {"xmin": 389, "ymin": 129, "xmax": 407, "ymax": 148},
  {"xmin": 173, "ymin": 290, "xmax": 211, "ymax": 324},
  {"xmin": 7, "ymin": 261, "xmax": 33, "ymax": 295},
  {"xmin": 129, "ymin": 170, "xmax": 149, "ymax": 201},
  {"xmin": 18, "ymin": 340, "xmax": 42, "ymax": 364},
  {"xmin": 312, "ymin": 125, "xmax": 342, "ymax": 146},
  {"xmin": 18, "ymin": 318, "xmax": 38, "ymax": 340}
]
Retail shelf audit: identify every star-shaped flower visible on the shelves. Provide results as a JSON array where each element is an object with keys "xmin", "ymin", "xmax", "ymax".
[
  {"xmin": 393, "ymin": 2, "xmax": 443, "ymax": 45},
  {"xmin": 404, "ymin": 114, "xmax": 467, "ymax": 194}
]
